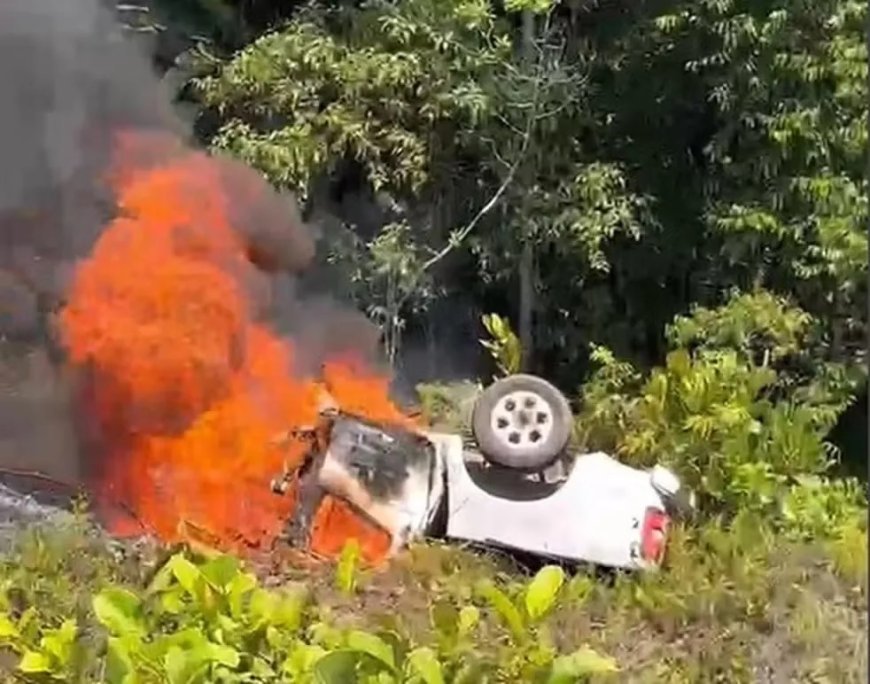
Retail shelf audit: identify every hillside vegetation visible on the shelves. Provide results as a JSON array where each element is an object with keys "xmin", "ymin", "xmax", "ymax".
[
  {"xmin": 0, "ymin": 308, "xmax": 865, "ymax": 680},
  {"xmin": 0, "ymin": 0, "xmax": 865, "ymax": 681}
]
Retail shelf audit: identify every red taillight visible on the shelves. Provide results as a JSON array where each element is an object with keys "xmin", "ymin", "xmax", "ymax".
[{"xmin": 641, "ymin": 507, "xmax": 670, "ymax": 564}]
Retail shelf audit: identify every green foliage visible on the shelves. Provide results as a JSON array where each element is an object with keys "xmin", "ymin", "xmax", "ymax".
[
  {"xmin": 667, "ymin": 291, "xmax": 815, "ymax": 365},
  {"xmin": 507, "ymin": 163, "xmax": 647, "ymax": 274},
  {"xmin": 3, "ymin": 617, "xmax": 80, "ymax": 680},
  {"xmin": 195, "ymin": 0, "xmax": 514, "ymax": 360},
  {"xmin": 698, "ymin": 1, "xmax": 868, "ymax": 320},
  {"xmin": 578, "ymin": 343, "xmax": 846, "ymax": 517},
  {"xmin": 414, "ymin": 381, "xmax": 481, "ymax": 434},
  {"xmin": 605, "ymin": 0, "xmax": 868, "ymax": 371},
  {"xmin": 480, "ymin": 313, "xmax": 523, "ymax": 377},
  {"xmin": 198, "ymin": 0, "xmax": 507, "ymax": 198},
  {"xmin": 336, "ymin": 539, "xmax": 361, "ymax": 596},
  {"xmin": 180, "ymin": 0, "xmax": 869, "ymax": 400},
  {"xmin": 412, "ymin": 563, "xmax": 620, "ymax": 680},
  {"xmin": 0, "ymin": 521, "xmax": 864, "ymax": 682},
  {"xmin": 666, "ymin": 290, "xmax": 863, "ymax": 429},
  {"xmin": 826, "ymin": 514, "xmax": 869, "ymax": 589},
  {"xmin": 0, "ymin": 552, "xmax": 615, "ymax": 683},
  {"xmin": 577, "ymin": 290, "xmax": 865, "ymax": 524},
  {"xmin": 192, "ymin": 0, "xmax": 656, "ymax": 371},
  {"xmin": 503, "ymin": 0, "xmax": 555, "ymax": 16},
  {"xmin": 0, "ymin": 522, "xmax": 132, "ymax": 681},
  {"xmin": 64, "ymin": 1, "xmax": 870, "ymax": 678},
  {"xmin": 328, "ymin": 219, "xmax": 435, "ymax": 364},
  {"xmin": 780, "ymin": 475, "xmax": 867, "ymax": 541}
]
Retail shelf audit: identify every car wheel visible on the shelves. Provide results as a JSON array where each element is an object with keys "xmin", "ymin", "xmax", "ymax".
[{"xmin": 471, "ymin": 374, "xmax": 573, "ymax": 471}]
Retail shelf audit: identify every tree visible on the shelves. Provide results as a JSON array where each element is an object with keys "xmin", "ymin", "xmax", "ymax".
[
  {"xmin": 193, "ymin": 0, "xmax": 649, "ymax": 371},
  {"xmin": 587, "ymin": 0, "xmax": 867, "ymax": 369},
  {"xmin": 178, "ymin": 0, "xmax": 866, "ymax": 424}
]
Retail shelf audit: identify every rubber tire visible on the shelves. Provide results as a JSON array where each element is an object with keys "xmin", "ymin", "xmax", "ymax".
[{"xmin": 471, "ymin": 374, "xmax": 573, "ymax": 471}]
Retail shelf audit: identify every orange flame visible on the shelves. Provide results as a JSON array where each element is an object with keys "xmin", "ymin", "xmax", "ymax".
[{"xmin": 60, "ymin": 130, "xmax": 409, "ymax": 563}]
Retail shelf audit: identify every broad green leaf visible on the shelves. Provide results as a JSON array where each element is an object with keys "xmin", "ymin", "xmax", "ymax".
[
  {"xmin": 164, "ymin": 646, "xmax": 202, "ymax": 684},
  {"xmin": 17, "ymin": 606, "xmax": 37, "ymax": 635},
  {"xmin": 548, "ymin": 647, "xmax": 619, "ymax": 682},
  {"xmin": 457, "ymin": 605, "xmax": 480, "ymax": 637},
  {"xmin": 430, "ymin": 600, "xmax": 458, "ymax": 638},
  {"xmin": 250, "ymin": 655, "xmax": 278, "ymax": 678},
  {"xmin": 200, "ymin": 554, "xmax": 240, "ymax": 590},
  {"xmin": 525, "ymin": 565, "xmax": 565, "ymax": 621},
  {"xmin": 0, "ymin": 613, "xmax": 19, "ymax": 639},
  {"xmin": 313, "ymin": 649, "xmax": 359, "ymax": 683},
  {"xmin": 104, "ymin": 637, "xmax": 135, "ymax": 684},
  {"xmin": 93, "ymin": 587, "xmax": 145, "ymax": 636},
  {"xmin": 164, "ymin": 641, "xmax": 228, "ymax": 683},
  {"xmin": 249, "ymin": 587, "xmax": 279, "ymax": 622},
  {"xmin": 146, "ymin": 562, "xmax": 175, "ymax": 595},
  {"xmin": 407, "ymin": 647, "xmax": 444, "ymax": 684},
  {"xmin": 283, "ymin": 642, "xmax": 327, "ymax": 676},
  {"xmin": 39, "ymin": 619, "xmax": 77, "ymax": 663},
  {"xmin": 205, "ymin": 642, "xmax": 240, "ymax": 668},
  {"xmin": 565, "ymin": 574, "xmax": 595, "ymax": 606},
  {"xmin": 18, "ymin": 650, "xmax": 51, "ymax": 673},
  {"xmin": 273, "ymin": 587, "xmax": 308, "ymax": 630},
  {"xmin": 665, "ymin": 349, "xmax": 692, "ymax": 377},
  {"xmin": 249, "ymin": 584, "xmax": 307, "ymax": 631},
  {"xmin": 309, "ymin": 620, "xmax": 343, "ymax": 650},
  {"xmin": 167, "ymin": 554, "xmax": 202, "ymax": 595},
  {"xmin": 227, "ymin": 570, "xmax": 258, "ymax": 618},
  {"xmin": 336, "ymin": 539, "xmax": 360, "ymax": 596},
  {"xmin": 160, "ymin": 588, "xmax": 186, "ymax": 615},
  {"xmin": 162, "ymin": 628, "xmax": 210, "ymax": 650},
  {"xmin": 346, "ymin": 630, "xmax": 396, "ymax": 670},
  {"xmin": 474, "ymin": 580, "xmax": 525, "ymax": 641}
]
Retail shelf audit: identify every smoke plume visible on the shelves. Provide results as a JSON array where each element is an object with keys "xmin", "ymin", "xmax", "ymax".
[{"xmin": 0, "ymin": 0, "xmax": 382, "ymax": 502}]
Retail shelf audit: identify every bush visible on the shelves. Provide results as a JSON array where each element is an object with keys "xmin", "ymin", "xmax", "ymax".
[
  {"xmin": 0, "ymin": 537, "xmax": 616, "ymax": 683},
  {"xmin": 575, "ymin": 294, "xmax": 865, "ymax": 529},
  {"xmin": 415, "ymin": 381, "xmax": 481, "ymax": 433},
  {"xmin": 0, "ymin": 295, "xmax": 864, "ymax": 682},
  {"xmin": 0, "ymin": 514, "xmax": 865, "ymax": 683}
]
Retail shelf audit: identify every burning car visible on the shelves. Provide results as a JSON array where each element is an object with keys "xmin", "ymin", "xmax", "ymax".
[{"xmin": 272, "ymin": 374, "xmax": 694, "ymax": 571}]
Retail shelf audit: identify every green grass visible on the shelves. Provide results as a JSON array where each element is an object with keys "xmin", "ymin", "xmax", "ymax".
[{"xmin": 0, "ymin": 506, "xmax": 864, "ymax": 682}]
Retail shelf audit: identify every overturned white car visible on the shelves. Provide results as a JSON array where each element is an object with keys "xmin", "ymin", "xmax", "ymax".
[{"xmin": 273, "ymin": 374, "xmax": 694, "ymax": 571}]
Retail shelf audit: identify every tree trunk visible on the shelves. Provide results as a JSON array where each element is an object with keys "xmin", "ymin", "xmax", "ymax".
[
  {"xmin": 519, "ymin": 239, "xmax": 535, "ymax": 370},
  {"xmin": 519, "ymin": 8, "xmax": 536, "ymax": 372}
]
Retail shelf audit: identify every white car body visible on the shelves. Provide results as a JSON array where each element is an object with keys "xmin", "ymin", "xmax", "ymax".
[
  {"xmin": 287, "ymin": 413, "xmax": 689, "ymax": 571},
  {"xmin": 424, "ymin": 432, "xmax": 677, "ymax": 570}
]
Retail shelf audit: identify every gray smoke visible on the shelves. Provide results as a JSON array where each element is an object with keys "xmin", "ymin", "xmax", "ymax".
[
  {"xmin": 0, "ymin": 0, "xmax": 177, "ymax": 340},
  {"xmin": 0, "ymin": 0, "xmax": 381, "ymax": 485}
]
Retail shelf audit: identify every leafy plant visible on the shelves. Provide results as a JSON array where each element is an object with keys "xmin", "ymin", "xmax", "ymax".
[
  {"xmin": 471, "ymin": 566, "xmax": 619, "ymax": 681},
  {"xmin": 780, "ymin": 475, "xmax": 867, "ymax": 541},
  {"xmin": 336, "ymin": 539, "xmax": 361, "ymax": 596},
  {"xmin": 0, "ymin": 552, "xmax": 617, "ymax": 683},
  {"xmin": 480, "ymin": 313, "xmax": 523, "ymax": 377},
  {"xmin": 415, "ymin": 381, "xmax": 482, "ymax": 434},
  {"xmin": 577, "ymin": 294, "xmax": 861, "ymax": 520}
]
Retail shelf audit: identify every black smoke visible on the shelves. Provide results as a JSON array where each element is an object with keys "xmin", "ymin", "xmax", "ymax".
[{"xmin": 0, "ymin": 0, "xmax": 381, "ymax": 484}]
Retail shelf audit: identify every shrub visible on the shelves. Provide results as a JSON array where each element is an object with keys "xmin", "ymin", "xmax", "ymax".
[
  {"xmin": 576, "ymin": 294, "xmax": 864, "ymax": 528},
  {"xmin": 0, "ymin": 546, "xmax": 617, "ymax": 683}
]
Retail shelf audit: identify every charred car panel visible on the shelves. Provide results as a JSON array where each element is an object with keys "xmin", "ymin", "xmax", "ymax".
[{"xmin": 281, "ymin": 415, "xmax": 445, "ymax": 556}]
